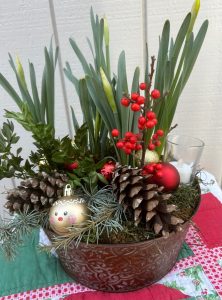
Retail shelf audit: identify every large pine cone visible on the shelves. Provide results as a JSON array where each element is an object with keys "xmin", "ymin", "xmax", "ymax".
[
  {"xmin": 112, "ymin": 165, "xmax": 183, "ymax": 237},
  {"xmin": 4, "ymin": 171, "xmax": 68, "ymax": 213}
]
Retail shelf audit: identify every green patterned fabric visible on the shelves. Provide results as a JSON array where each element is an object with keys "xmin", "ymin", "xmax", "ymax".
[
  {"xmin": 177, "ymin": 242, "xmax": 194, "ymax": 261},
  {"xmin": 0, "ymin": 229, "xmax": 73, "ymax": 297}
]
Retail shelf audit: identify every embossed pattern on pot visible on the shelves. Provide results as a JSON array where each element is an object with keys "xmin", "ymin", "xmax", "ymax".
[{"xmin": 53, "ymin": 222, "xmax": 190, "ymax": 292}]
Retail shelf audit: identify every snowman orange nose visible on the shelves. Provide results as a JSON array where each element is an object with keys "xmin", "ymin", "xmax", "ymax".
[{"xmin": 58, "ymin": 217, "xmax": 63, "ymax": 221}]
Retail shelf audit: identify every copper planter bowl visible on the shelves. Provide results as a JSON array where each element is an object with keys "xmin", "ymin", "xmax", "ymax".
[{"xmin": 51, "ymin": 221, "xmax": 190, "ymax": 292}]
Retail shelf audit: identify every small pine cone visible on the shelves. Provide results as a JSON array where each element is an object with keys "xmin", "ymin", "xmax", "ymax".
[
  {"xmin": 112, "ymin": 165, "xmax": 183, "ymax": 237},
  {"xmin": 4, "ymin": 171, "xmax": 68, "ymax": 214}
]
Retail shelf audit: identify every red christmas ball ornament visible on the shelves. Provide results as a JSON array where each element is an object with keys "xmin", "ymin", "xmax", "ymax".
[
  {"xmin": 150, "ymin": 162, "xmax": 180, "ymax": 191},
  {"xmin": 100, "ymin": 161, "xmax": 116, "ymax": 181},
  {"xmin": 65, "ymin": 161, "xmax": 79, "ymax": 172}
]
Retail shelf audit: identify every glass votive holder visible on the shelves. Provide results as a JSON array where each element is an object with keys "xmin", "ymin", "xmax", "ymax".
[{"xmin": 163, "ymin": 134, "xmax": 204, "ymax": 185}]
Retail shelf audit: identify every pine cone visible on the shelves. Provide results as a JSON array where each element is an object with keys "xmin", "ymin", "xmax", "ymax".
[
  {"xmin": 4, "ymin": 171, "xmax": 68, "ymax": 213},
  {"xmin": 112, "ymin": 165, "xmax": 183, "ymax": 237}
]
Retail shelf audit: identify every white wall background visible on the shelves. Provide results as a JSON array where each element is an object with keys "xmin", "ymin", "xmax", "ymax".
[{"xmin": 0, "ymin": 0, "xmax": 221, "ymax": 216}]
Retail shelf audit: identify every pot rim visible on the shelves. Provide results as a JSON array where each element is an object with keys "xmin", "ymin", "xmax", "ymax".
[
  {"xmin": 47, "ymin": 181, "xmax": 201, "ymax": 248},
  {"xmin": 47, "ymin": 220, "xmax": 190, "ymax": 248}
]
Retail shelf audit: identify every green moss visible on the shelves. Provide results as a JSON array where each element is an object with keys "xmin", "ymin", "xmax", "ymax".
[{"xmin": 168, "ymin": 178, "xmax": 200, "ymax": 221}]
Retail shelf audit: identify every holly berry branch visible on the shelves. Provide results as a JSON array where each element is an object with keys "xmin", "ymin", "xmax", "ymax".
[{"xmin": 111, "ymin": 57, "xmax": 164, "ymax": 169}]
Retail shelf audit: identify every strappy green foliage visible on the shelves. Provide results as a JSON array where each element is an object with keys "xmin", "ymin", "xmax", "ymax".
[
  {"xmin": 65, "ymin": 3, "xmax": 208, "ymax": 161},
  {"xmin": 64, "ymin": 8, "xmax": 140, "ymax": 164},
  {"xmin": 0, "ymin": 43, "xmax": 58, "ymax": 132},
  {"xmin": 150, "ymin": 7, "xmax": 208, "ymax": 154}
]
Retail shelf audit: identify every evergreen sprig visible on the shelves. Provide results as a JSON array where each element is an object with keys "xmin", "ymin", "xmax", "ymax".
[
  {"xmin": 43, "ymin": 187, "xmax": 124, "ymax": 251},
  {"xmin": 0, "ymin": 209, "xmax": 48, "ymax": 259}
]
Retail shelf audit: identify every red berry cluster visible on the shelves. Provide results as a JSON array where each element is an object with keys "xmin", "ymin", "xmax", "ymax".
[
  {"xmin": 138, "ymin": 111, "xmax": 158, "ymax": 130},
  {"xmin": 148, "ymin": 129, "xmax": 164, "ymax": 150},
  {"xmin": 113, "ymin": 83, "xmax": 163, "ymax": 157},
  {"xmin": 142, "ymin": 162, "xmax": 163, "ymax": 177},
  {"xmin": 121, "ymin": 93, "xmax": 145, "ymax": 112},
  {"xmin": 113, "ymin": 131, "xmax": 142, "ymax": 155},
  {"xmin": 120, "ymin": 84, "xmax": 161, "ymax": 112}
]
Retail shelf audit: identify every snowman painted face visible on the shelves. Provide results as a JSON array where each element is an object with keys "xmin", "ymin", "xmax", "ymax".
[
  {"xmin": 49, "ymin": 198, "xmax": 88, "ymax": 235},
  {"xmin": 50, "ymin": 206, "xmax": 77, "ymax": 225}
]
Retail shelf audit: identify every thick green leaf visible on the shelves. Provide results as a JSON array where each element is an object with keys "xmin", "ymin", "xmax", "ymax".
[
  {"xmin": 85, "ymin": 76, "xmax": 115, "ymax": 131},
  {"xmin": 69, "ymin": 38, "xmax": 92, "ymax": 75},
  {"xmin": 154, "ymin": 20, "xmax": 170, "ymax": 92},
  {"xmin": 29, "ymin": 62, "xmax": 42, "ymax": 122},
  {"xmin": 181, "ymin": 20, "xmax": 208, "ymax": 89},
  {"xmin": 44, "ymin": 48, "xmax": 55, "ymax": 127},
  {"xmin": 70, "ymin": 106, "xmax": 79, "ymax": 133},
  {"xmin": 171, "ymin": 13, "xmax": 191, "ymax": 71},
  {"xmin": 8, "ymin": 55, "xmax": 38, "ymax": 122},
  {"xmin": 64, "ymin": 62, "xmax": 79, "ymax": 94},
  {"xmin": 130, "ymin": 67, "xmax": 140, "ymax": 133},
  {"xmin": 0, "ymin": 74, "xmax": 23, "ymax": 108},
  {"xmin": 116, "ymin": 51, "xmax": 129, "ymax": 136},
  {"xmin": 41, "ymin": 68, "xmax": 47, "ymax": 123},
  {"xmin": 79, "ymin": 78, "xmax": 95, "ymax": 150}
]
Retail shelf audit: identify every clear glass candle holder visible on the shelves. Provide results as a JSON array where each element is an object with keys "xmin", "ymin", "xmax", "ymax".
[{"xmin": 164, "ymin": 134, "xmax": 205, "ymax": 185}]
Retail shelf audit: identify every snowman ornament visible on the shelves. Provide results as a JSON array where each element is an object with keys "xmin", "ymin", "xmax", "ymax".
[{"xmin": 49, "ymin": 184, "xmax": 89, "ymax": 235}]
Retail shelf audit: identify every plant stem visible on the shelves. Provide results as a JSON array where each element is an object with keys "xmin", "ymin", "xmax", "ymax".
[{"xmin": 141, "ymin": 56, "xmax": 156, "ymax": 167}]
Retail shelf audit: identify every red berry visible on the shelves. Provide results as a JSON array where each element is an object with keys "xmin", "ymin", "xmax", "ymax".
[
  {"xmin": 131, "ymin": 93, "xmax": 139, "ymax": 101},
  {"xmin": 125, "ymin": 131, "xmax": 133, "ymax": 139},
  {"xmin": 129, "ymin": 136, "xmax": 137, "ymax": 144},
  {"xmin": 156, "ymin": 129, "xmax": 164, "ymax": 136},
  {"xmin": 111, "ymin": 129, "xmax": 119, "ymax": 137},
  {"xmin": 137, "ymin": 96, "xmax": 145, "ymax": 105},
  {"xmin": 130, "ymin": 143, "xmax": 136, "ymax": 150},
  {"xmin": 139, "ymin": 83, "xmax": 146, "ymax": 90},
  {"xmin": 125, "ymin": 142, "xmax": 132, "ymax": 149},
  {"xmin": 131, "ymin": 103, "xmax": 141, "ymax": 112},
  {"xmin": 152, "ymin": 133, "xmax": 158, "ymax": 140},
  {"xmin": 124, "ymin": 148, "xmax": 132, "ymax": 155},
  {"xmin": 146, "ymin": 111, "xmax": 156, "ymax": 119},
  {"xmin": 138, "ymin": 116, "xmax": 146, "ymax": 125},
  {"xmin": 148, "ymin": 143, "xmax": 156, "ymax": 150},
  {"xmin": 146, "ymin": 120, "xmax": 155, "ymax": 128},
  {"xmin": 121, "ymin": 97, "xmax": 130, "ymax": 107},
  {"xmin": 66, "ymin": 161, "xmax": 79, "ymax": 171},
  {"xmin": 116, "ymin": 141, "xmax": 124, "ymax": 148},
  {"xmin": 151, "ymin": 89, "xmax": 161, "ymax": 99},
  {"xmin": 138, "ymin": 124, "xmax": 145, "ymax": 130},
  {"xmin": 154, "ymin": 140, "xmax": 161, "ymax": 147},
  {"xmin": 136, "ymin": 133, "xmax": 143, "ymax": 139},
  {"xmin": 152, "ymin": 118, "xmax": 158, "ymax": 125},
  {"xmin": 135, "ymin": 144, "xmax": 142, "ymax": 150}
]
